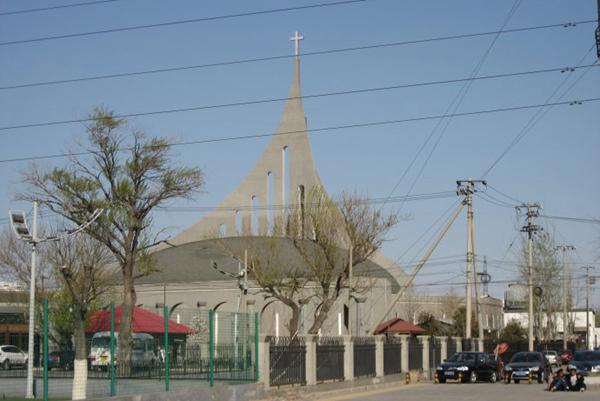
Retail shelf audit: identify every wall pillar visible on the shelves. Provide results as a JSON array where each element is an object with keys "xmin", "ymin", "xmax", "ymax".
[
  {"xmin": 438, "ymin": 336, "xmax": 448, "ymax": 362},
  {"xmin": 375, "ymin": 335, "xmax": 384, "ymax": 377},
  {"xmin": 304, "ymin": 335, "xmax": 317, "ymax": 385},
  {"xmin": 418, "ymin": 335, "xmax": 430, "ymax": 376},
  {"xmin": 478, "ymin": 338, "xmax": 484, "ymax": 353},
  {"xmin": 258, "ymin": 336, "xmax": 270, "ymax": 388},
  {"xmin": 343, "ymin": 335, "xmax": 354, "ymax": 381},
  {"xmin": 399, "ymin": 335, "xmax": 409, "ymax": 373}
]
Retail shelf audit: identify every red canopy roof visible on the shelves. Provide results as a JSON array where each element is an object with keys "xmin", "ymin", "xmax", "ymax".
[
  {"xmin": 86, "ymin": 306, "xmax": 193, "ymax": 335},
  {"xmin": 374, "ymin": 318, "xmax": 426, "ymax": 335}
]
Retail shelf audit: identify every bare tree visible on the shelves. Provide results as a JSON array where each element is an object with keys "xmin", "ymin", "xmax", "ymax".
[
  {"xmin": 46, "ymin": 234, "xmax": 113, "ymax": 400},
  {"xmin": 518, "ymin": 231, "xmax": 562, "ymax": 341},
  {"xmin": 18, "ymin": 108, "xmax": 204, "ymax": 368},
  {"xmin": 290, "ymin": 187, "xmax": 397, "ymax": 334}
]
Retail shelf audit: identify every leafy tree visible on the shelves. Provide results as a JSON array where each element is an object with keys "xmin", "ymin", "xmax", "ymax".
[
  {"xmin": 451, "ymin": 306, "xmax": 479, "ymax": 338},
  {"xmin": 499, "ymin": 319, "xmax": 527, "ymax": 343},
  {"xmin": 19, "ymin": 109, "xmax": 204, "ymax": 370}
]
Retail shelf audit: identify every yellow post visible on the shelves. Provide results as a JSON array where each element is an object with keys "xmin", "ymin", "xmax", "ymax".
[
  {"xmin": 434, "ymin": 371, "xmax": 439, "ymax": 383},
  {"xmin": 528, "ymin": 371, "xmax": 532, "ymax": 384},
  {"xmin": 405, "ymin": 372, "xmax": 411, "ymax": 384},
  {"xmin": 458, "ymin": 372, "xmax": 463, "ymax": 382}
]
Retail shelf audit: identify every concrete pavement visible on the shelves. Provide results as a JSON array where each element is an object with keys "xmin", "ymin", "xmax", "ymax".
[{"xmin": 309, "ymin": 382, "xmax": 598, "ymax": 401}]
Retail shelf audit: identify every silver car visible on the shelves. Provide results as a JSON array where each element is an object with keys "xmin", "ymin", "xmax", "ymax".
[
  {"xmin": 542, "ymin": 350, "xmax": 559, "ymax": 367},
  {"xmin": 0, "ymin": 345, "xmax": 28, "ymax": 370}
]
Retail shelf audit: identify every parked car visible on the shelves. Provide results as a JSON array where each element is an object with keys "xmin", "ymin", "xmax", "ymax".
[
  {"xmin": 48, "ymin": 351, "xmax": 75, "ymax": 370},
  {"xmin": 542, "ymin": 350, "xmax": 559, "ymax": 367},
  {"xmin": 0, "ymin": 345, "xmax": 28, "ymax": 370},
  {"xmin": 567, "ymin": 351, "xmax": 600, "ymax": 376},
  {"xmin": 504, "ymin": 352, "xmax": 549, "ymax": 384},
  {"xmin": 435, "ymin": 352, "xmax": 500, "ymax": 383},
  {"xmin": 558, "ymin": 349, "xmax": 573, "ymax": 365}
]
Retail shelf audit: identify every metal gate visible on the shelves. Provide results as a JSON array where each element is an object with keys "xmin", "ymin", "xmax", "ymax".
[
  {"xmin": 383, "ymin": 337, "xmax": 401, "ymax": 375},
  {"xmin": 269, "ymin": 337, "xmax": 306, "ymax": 386},
  {"xmin": 429, "ymin": 337, "xmax": 441, "ymax": 373},
  {"xmin": 353, "ymin": 337, "xmax": 376, "ymax": 378},
  {"xmin": 316, "ymin": 337, "xmax": 345, "ymax": 382},
  {"xmin": 447, "ymin": 337, "xmax": 457, "ymax": 358},
  {"xmin": 408, "ymin": 336, "xmax": 423, "ymax": 371}
]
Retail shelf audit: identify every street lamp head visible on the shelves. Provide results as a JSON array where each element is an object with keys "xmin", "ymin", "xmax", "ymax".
[{"xmin": 8, "ymin": 210, "xmax": 32, "ymax": 240}]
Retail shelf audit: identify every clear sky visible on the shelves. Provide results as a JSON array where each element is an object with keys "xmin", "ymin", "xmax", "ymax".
[{"xmin": 0, "ymin": 0, "xmax": 599, "ymax": 307}]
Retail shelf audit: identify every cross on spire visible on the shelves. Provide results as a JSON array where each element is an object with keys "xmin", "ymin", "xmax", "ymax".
[{"xmin": 289, "ymin": 31, "xmax": 304, "ymax": 56}]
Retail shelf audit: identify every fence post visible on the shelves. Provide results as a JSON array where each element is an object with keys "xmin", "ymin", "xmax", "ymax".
[
  {"xmin": 163, "ymin": 306, "xmax": 169, "ymax": 391},
  {"xmin": 258, "ymin": 336, "xmax": 270, "ymax": 388},
  {"xmin": 209, "ymin": 309, "xmax": 214, "ymax": 387},
  {"xmin": 418, "ymin": 335, "xmax": 430, "ymax": 378},
  {"xmin": 375, "ymin": 335, "xmax": 384, "ymax": 378},
  {"xmin": 438, "ymin": 336, "xmax": 448, "ymax": 362},
  {"xmin": 110, "ymin": 303, "xmax": 116, "ymax": 396},
  {"xmin": 43, "ymin": 299, "xmax": 48, "ymax": 401},
  {"xmin": 399, "ymin": 335, "xmax": 409, "ymax": 373},
  {"xmin": 343, "ymin": 335, "xmax": 353, "ymax": 381},
  {"xmin": 254, "ymin": 312, "xmax": 259, "ymax": 383},
  {"xmin": 304, "ymin": 335, "xmax": 317, "ymax": 385}
]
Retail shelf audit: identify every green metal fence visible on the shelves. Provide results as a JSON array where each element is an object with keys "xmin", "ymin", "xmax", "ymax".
[{"xmin": 0, "ymin": 300, "xmax": 259, "ymax": 400}]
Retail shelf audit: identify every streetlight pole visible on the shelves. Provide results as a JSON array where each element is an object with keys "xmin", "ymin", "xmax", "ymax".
[
  {"xmin": 8, "ymin": 205, "xmax": 104, "ymax": 399},
  {"xmin": 25, "ymin": 202, "xmax": 38, "ymax": 399}
]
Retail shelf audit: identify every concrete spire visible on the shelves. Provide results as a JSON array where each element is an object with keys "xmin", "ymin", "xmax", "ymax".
[{"xmin": 165, "ymin": 36, "xmax": 323, "ymax": 244}]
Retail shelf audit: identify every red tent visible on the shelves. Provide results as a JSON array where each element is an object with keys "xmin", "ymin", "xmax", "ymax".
[
  {"xmin": 86, "ymin": 306, "xmax": 193, "ymax": 334},
  {"xmin": 374, "ymin": 318, "xmax": 426, "ymax": 335}
]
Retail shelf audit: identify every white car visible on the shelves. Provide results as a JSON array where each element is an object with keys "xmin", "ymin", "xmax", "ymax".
[
  {"xmin": 0, "ymin": 345, "xmax": 28, "ymax": 370},
  {"xmin": 542, "ymin": 350, "xmax": 559, "ymax": 367}
]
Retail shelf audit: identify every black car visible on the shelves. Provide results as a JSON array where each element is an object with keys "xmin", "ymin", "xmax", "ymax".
[
  {"xmin": 47, "ymin": 351, "xmax": 75, "ymax": 370},
  {"xmin": 568, "ymin": 351, "xmax": 600, "ymax": 376},
  {"xmin": 504, "ymin": 352, "xmax": 549, "ymax": 384},
  {"xmin": 435, "ymin": 352, "xmax": 500, "ymax": 383}
]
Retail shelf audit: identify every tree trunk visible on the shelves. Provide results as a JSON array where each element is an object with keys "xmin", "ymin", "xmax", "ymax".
[
  {"xmin": 287, "ymin": 304, "xmax": 301, "ymax": 337},
  {"xmin": 118, "ymin": 258, "xmax": 136, "ymax": 375},
  {"xmin": 307, "ymin": 299, "xmax": 334, "ymax": 335},
  {"xmin": 72, "ymin": 308, "xmax": 88, "ymax": 400}
]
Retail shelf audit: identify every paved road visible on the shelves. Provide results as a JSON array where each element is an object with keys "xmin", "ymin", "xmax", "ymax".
[{"xmin": 313, "ymin": 382, "xmax": 598, "ymax": 401}]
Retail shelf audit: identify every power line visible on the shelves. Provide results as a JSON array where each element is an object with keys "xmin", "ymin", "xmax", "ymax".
[
  {"xmin": 1, "ymin": 96, "xmax": 598, "ymax": 165},
  {"xmin": 539, "ymin": 215, "xmax": 600, "ymax": 225},
  {"xmin": 384, "ymin": 0, "xmax": 523, "ymax": 213},
  {"xmin": 4, "ymin": 63, "xmax": 595, "ymax": 132},
  {"xmin": 156, "ymin": 191, "xmax": 456, "ymax": 213},
  {"xmin": 0, "ymin": 0, "xmax": 120, "ymax": 17},
  {"xmin": 0, "ymin": 0, "xmax": 367, "ymax": 47},
  {"xmin": 1, "ymin": 19, "xmax": 593, "ymax": 91},
  {"xmin": 481, "ymin": 45, "xmax": 598, "ymax": 178}
]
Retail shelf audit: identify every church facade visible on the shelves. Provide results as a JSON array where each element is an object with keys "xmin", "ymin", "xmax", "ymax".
[{"xmin": 131, "ymin": 34, "xmax": 502, "ymax": 337}]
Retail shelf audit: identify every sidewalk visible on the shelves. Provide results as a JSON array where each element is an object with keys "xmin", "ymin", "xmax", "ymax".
[{"xmin": 254, "ymin": 374, "xmax": 422, "ymax": 401}]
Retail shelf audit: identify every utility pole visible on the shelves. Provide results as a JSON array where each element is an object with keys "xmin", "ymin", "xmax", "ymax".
[
  {"xmin": 595, "ymin": 0, "xmax": 600, "ymax": 59},
  {"xmin": 582, "ymin": 265, "xmax": 595, "ymax": 349},
  {"xmin": 347, "ymin": 245, "xmax": 353, "ymax": 335},
  {"xmin": 516, "ymin": 203, "xmax": 542, "ymax": 352},
  {"xmin": 457, "ymin": 178, "xmax": 486, "ymax": 339},
  {"xmin": 556, "ymin": 243, "xmax": 575, "ymax": 350}
]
